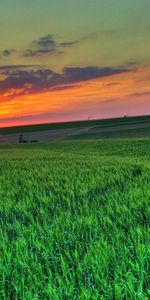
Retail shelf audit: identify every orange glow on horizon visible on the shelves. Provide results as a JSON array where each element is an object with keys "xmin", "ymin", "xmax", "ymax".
[{"xmin": 0, "ymin": 66, "xmax": 150, "ymax": 128}]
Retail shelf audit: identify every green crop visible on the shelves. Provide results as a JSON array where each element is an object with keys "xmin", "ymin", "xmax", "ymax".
[{"xmin": 0, "ymin": 139, "xmax": 149, "ymax": 299}]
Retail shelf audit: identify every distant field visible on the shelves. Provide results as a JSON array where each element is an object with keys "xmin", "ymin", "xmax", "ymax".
[
  {"xmin": 0, "ymin": 139, "xmax": 149, "ymax": 299},
  {"xmin": 0, "ymin": 114, "xmax": 150, "ymax": 135},
  {"xmin": 70, "ymin": 126, "xmax": 150, "ymax": 139},
  {"xmin": 0, "ymin": 115, "xmax": 150, "ymax": 144},
  {"xmin": 68, "ymin": 116, "xmax": 150, "ymax": 140}
]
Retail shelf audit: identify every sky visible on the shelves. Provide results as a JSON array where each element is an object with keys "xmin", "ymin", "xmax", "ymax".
[{"xmin": 0, "ymin": 0, "xmax": 150, "ymax": 127}]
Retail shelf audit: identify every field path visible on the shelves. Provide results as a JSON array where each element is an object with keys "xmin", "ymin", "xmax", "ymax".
[{"xmin": 0, "ymin": 126, "xmax": 92, "ymax": 145}]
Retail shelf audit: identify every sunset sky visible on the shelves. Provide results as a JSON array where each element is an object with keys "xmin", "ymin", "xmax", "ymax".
[{"xmin": 0, "ymin": 0, "xmax": 150, "ymax": 127}]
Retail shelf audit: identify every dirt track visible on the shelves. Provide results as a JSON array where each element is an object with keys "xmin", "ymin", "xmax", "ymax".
[{"xmin": 0, "ymin": 127, "xmax": 92, "ymax": 145}]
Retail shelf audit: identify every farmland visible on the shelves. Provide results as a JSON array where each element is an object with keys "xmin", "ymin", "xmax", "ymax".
[
  {"xmin": 0, "ymin": 115, "xmax": 150, "ymax": 144},
  {"xmin": 0, "ymin": 138, "xmax": 149, "ymax": 299}
]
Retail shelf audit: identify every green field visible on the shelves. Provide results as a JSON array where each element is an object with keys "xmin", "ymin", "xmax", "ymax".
[{"xmin": 0, "ymin": 139, "xmax": 150, "ymax": 299}]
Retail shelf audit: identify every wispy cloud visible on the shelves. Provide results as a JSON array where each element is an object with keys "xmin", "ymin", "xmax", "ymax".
[
  {"xmin": 130, "ymin": 91, "xmax": 150, "ymax": 97},
  {"xmin": 24, "ymin": 34, "xmax": 57, "ymax": 57},
  {"xmin": 23, "ymin": 33, "xmax": 79, "ymax": 57},
  {"xmin": 0, "ymin": 34, "xmax": 80, "ymax": 60},
  {"xmin": 0, "ymin": 64, "xmax": 40, "ymax": 71},
  {"xmin": 103, "ymin": 98, "xmax": 118, "ymax": 104},
  {"xmin": 60, "ymin": 41, "xmax": 78, "ymax": 47},
  {"xmin": 1, "ymin": 49, "xmax": 16, "ymax": 57},
  {"xmin": 1, "ymin": 30, "xmax": 119, "ymax": 60}
]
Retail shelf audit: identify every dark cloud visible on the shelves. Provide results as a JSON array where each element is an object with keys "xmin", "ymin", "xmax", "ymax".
[
  {"xmin": 23, "ymin": 33, "xmax": 80, "ymax": 57},
  {"xmin": 2, "ymin": 49, "xmax": 15, "ymax": 57},
  {"xmin": 0, "ymin": 34, "xmax": 79, "ymax": 59},
  {"xmin": 33, "ymin": 34, "xmax": 55, "ymax": 48},
  {"xmin": 24, "ymin": 34, "xmax": 57, "ymax": 57},
  {"xmin": 0, "ymin": 64, "xmax": 40, "ymax": 71},
  {"xmin": 126, "ymin": 60, "xmax": 137, "ymax": 68},
  {"xmin": 0, "ymin": 65, "xmax": 134, "ymax": 97},
  {"xmin": 62, "ymin": 66, "xmax": 130, "ymax": 83},
  {"xmin": 1, "ymin": 33, "xmax": 90, "ymax": 59},
  {"xmin": 24, "ymin": 48, "xmax": 56, "ymax": 57},
  {"xmin": 60, "ymin": 41, "xmax": 78, "ymax": 47}
]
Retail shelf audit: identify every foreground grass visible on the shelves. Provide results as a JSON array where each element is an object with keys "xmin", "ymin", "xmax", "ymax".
[{"xmin": 0, "ymin": 139, "xmax": 149, "ymax": 299}]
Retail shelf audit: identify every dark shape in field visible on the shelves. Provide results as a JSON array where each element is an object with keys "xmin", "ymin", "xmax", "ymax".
[
  {"xmin": 18, "ymin": 134, "xmax": 28, "ymax": 143},
  {"xmin": 22, "ymin": 139, "xmax": 28, "ymax": 143},
  {"xmin": 18, "ymin": 134, "xmax": 23, "ymax": 143}
]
